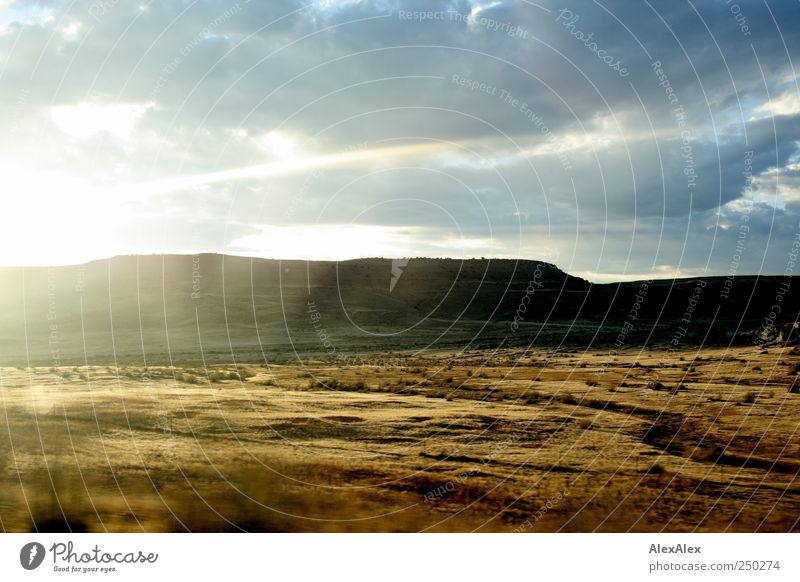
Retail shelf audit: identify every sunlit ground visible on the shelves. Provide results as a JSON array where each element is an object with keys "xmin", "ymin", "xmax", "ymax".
[{"xmin": 1, "ymin": 345, "xmax": 798, "ymax": 533}]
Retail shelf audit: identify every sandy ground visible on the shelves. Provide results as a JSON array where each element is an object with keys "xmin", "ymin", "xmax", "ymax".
[{"xmin": 0, "ymin": 345, "xmax": 798, "ymax": 532}]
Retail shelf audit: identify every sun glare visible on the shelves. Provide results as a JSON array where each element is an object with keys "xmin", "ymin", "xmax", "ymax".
[{"xmin": 0, "ymin": 170, "xmax": 120, "ymax": 266}]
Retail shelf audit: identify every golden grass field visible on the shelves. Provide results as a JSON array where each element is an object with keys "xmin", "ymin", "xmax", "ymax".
[{"xmin": 1, "ymin": 345, "xmax": 798, "ymax": 532}]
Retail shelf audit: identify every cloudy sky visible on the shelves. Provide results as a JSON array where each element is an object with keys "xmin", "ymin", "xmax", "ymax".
[{"xmin": 1, "ymin": 0, "xmax": 799, "ymax": 281}]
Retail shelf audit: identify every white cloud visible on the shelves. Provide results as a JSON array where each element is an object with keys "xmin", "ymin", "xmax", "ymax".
[
  {"xmin": 751, "ymin": 91, "xmax": 800, "ymax": 120},
  {"xmin": 49, "ymin": 101, "xmax": 153, "ymax": 140},
  {"xmin": 60, "ymin": 20, "xmax": 82, "ymax": 41},
  {"xmin": 255, "ymin": 131, "xmax": 298, "ymax": 159},
  {"xmin": 468, "ymin": 1, "xmax": 503, "ymax": 29},
  {"xmin": 230, "ymin": 224, "xmax": 419, "ymax": 260},
  {"xmin": 0, "ymin": 3, "xmax": 54, "ymax": 28},
  {"xmin": 229, "ymin": 224, "xmax": 502, "ymax": 261},
  {"xmin": 573, "ymin": 265, "xmax": 710, "ymax": 284},
  {"xmin": 313, "ymin": 0, "xmax": 365, "ymax": 11}
]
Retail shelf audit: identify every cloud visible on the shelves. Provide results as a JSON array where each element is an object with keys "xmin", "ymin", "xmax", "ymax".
[
  {"xmin": 752, "ymin": 91, "xmax": 800, "ymax": 120},
  {"xmin": 49, "ymin": 101, "xmax": 153, "ymax": 140},
  {"xmin": 230, "ymin": 224, "xmax": 417, "ymax": 260},
  {"xmin": 0, "ymin": 0, "xmax": 799, "ymax": 279}
]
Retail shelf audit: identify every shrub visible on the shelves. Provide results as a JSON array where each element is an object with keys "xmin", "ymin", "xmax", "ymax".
[
  {"xmin": 553, "ymin": 391, "xmax": 577, "ymax": 405},
  {"xmin": 741, "ymin": 391, "xmax": 757, "ymax": 404},
  {"xmin": 312, "ymin": 379, "xmax": 339, "ymax": 390},
  {"xmin": 525, "ymin": 391, "xmax": 543, "ymax": 404},
  {"xmin": 235, "ymin": 367, "xmax": 255, "ymax": 379}
]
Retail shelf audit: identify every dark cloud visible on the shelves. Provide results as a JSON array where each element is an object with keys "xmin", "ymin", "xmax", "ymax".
[{"xmin": 1, "ymin": 0, "xmax": 799, "ymax": 277}]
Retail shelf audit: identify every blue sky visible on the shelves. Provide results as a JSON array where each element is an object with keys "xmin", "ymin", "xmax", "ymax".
[{"xmin": 1, "ymin": 0, "xmax": 799, "ymax": 281}]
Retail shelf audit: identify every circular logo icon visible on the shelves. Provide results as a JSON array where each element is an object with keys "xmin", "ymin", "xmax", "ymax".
[{"xmin": 20, "ymin": 542, "xmax": 46, "ymax": 570}]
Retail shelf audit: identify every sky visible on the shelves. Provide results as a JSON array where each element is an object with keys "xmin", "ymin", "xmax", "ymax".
[{"xmin": 1, "ymin": 0, "xmax": 799, "ymax": 282}]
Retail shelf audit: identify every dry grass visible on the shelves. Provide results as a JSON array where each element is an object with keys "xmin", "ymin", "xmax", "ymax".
[{"xmin": 0, "ymin": 345, "xmax": 798, "ymax": 532}]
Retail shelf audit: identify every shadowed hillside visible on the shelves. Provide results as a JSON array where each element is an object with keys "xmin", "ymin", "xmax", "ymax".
[
  {"xmin": 0, "ymin": 254, "xmax": 797, "ymax": 365},
  {"xmin": 1, "ymin": 256, "xmax": 799, "ymax": 533}
]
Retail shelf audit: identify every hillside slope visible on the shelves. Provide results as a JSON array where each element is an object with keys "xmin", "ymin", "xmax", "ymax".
[{"xmin": 0, "ymin": 255, "xmax": 796, "ymax": 365}]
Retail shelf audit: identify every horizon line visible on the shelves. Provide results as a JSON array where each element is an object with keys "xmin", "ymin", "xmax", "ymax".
[{"xmin": 0, "ymin": 252, "xmax": 792, "ymax": 285}]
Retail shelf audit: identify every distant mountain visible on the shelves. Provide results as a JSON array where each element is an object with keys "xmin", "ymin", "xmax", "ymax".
[{"xmin": 0, "ymin": 255, "xmax": 797, "ymax": 365}]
